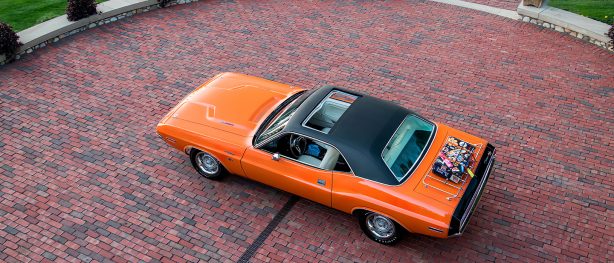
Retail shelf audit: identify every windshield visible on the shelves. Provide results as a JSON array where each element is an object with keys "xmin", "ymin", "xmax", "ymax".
[
  {"xmin": 382, "ymin": 115, "xmax": 435, "ymax": 182},
  {"xmin": 254, "ymin": 91, "xmax": 308, "ymax": 144}
]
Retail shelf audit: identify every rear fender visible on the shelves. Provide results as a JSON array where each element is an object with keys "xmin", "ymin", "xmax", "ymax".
[{"xmin": 351, "ymin": 207, "xmax": 413, "ymax": 233}]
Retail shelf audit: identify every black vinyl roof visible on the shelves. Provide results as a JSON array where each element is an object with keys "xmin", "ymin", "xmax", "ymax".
[{"xmin": 284, "ymin": 86, "xmax": 432, "ymax": 185}]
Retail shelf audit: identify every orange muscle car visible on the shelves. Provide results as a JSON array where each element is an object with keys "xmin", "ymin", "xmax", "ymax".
[{"xmin": 157, "ymin": 72, "xmax": 496, "ymax": 244}]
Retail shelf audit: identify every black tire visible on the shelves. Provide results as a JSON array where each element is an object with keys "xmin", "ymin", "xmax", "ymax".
[
  {"xmin": 358, "ymin": 211, "xmax": 403, "ymax": 245},
  {"xmin": 189, "ymin": 149, "xmax": 227, "ymax": 179}
]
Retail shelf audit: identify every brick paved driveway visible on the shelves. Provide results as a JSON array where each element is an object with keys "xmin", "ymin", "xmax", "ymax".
[
  {"xmin": 464, "ymin": 0, "xmax": 519, "ymax": 10},
  {"xmin": 1, "ymin": 1, "xmax": 612, "ymax": 262}
]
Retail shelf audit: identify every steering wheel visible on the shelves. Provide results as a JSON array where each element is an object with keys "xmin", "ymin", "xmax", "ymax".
[{"xmin": 289, "ymin": 134, "xmax": 307, "ymax": 158}]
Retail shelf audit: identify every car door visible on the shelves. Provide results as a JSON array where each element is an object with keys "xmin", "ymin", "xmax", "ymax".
[{"xmin": 240, "ymin": 134, "xmax": 333, "ymax": 207}]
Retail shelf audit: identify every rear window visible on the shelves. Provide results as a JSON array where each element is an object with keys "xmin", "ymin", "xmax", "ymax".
[
  {"xmin": 302, "ymin": 90, "xmax": 358, "ymax": 134},
  {"xmin": 382, "ymin": 115, "xmax": 435, "ymax": 182}
]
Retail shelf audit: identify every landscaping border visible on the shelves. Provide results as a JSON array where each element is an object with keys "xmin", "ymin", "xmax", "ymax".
[
  {"xmin": 517, "ymin": 2, "xmax": 613, "ymax": 51},
  {"xmin": 2, "ymin": 0, "xmax": 612, "ymax": 65},
  {"xmin": 0, "ymin": 0, "xmax": 200, "ymax": 65}
]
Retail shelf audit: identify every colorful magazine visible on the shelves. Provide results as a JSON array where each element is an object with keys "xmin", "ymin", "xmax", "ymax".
[{"xmin": 432, "ymin": 136, "xmax": 476, "ymax": 183}]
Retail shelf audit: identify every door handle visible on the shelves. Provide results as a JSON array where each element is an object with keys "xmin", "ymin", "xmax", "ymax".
[
  {"xmin": 272, "ymin": 153, "xmax": 280, "ymax": 161},
  {"xmin": 317, "ymin": 179, "xmax": 326, "ymax": 186}
]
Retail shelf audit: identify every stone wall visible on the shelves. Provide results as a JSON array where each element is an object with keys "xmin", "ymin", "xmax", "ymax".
[{"xmin": 520, "ymin": 15, "xmax": 613, "ymax": 51}]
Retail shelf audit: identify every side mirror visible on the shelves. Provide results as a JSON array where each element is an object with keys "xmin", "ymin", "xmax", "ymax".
[{"xmin": 272, "ymin": 153, "xmax": 280, "ymax": 161}]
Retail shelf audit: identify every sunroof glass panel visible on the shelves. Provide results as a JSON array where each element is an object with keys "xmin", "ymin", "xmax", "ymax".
[{"xmin": 303, "ymin": 91, "xmax": 358, "ymax": 134}]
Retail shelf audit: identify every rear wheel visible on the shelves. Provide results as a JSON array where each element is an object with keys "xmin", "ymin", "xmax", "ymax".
[
  {"xmin": 189, "ymin": 149, "xmax": 227, "ymax": 179},
  {"xmin": 358, "ymin": 211, "xmax": 402, "ymax": 245}
]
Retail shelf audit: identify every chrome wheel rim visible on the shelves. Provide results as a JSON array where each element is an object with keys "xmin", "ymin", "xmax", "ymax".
[
  {"xmin": 195, "ymin": 152, "xmax": 219, "ymax": 175},
  {"xmin": 366, "ymin": 213, "xmax": 395, "ymax": 239}
]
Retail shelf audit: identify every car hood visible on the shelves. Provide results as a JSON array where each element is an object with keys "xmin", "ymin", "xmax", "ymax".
[{"xmin": 170, "ymin": 73, "xmax": 302, "ymax": 137}]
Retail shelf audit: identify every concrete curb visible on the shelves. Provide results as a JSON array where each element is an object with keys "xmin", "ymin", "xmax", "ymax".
[
  {"xmin": 517, "ymin": 1, "xmax": 612, "ymax": 51},
  {"xmin": 1, "ymin": 0, "xmax": 199, "ymax": 65},
  {"xmin": 431, "ymin": 0, "xmax": 520, "ymax": 20}
]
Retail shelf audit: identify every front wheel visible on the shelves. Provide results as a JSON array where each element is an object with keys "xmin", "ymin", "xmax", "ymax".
[
  {"xmin": 358, "ymin": 211, "xmax": 403, "ymax": 245},
  {"xmin": 189, "ymin": 149, "xmax": 227, "ymax": 179}
]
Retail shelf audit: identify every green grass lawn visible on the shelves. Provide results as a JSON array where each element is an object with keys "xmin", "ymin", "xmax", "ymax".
[
  {"xmin": 549, "ymin": 0, "xmax": 614, "ymax": 25},
  {"xmin": 0, "ymin": 0, "xmax": 106, "ymax": 32}
]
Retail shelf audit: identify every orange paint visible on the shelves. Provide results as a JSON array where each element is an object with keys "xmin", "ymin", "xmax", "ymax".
[{"xmin": 157, "ymin": 72, "xmax": 492, "ymax": 238}]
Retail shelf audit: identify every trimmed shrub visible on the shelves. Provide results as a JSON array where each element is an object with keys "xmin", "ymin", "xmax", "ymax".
[
  {"xmin": 66, "ymin": 0, "xmax": 98, "ymax": 22},
  {"xmin": 0, "ymin": 21, "xmax": 21, "ymax": 57},
  {"xmin": 608, "ymin": 23, "xmax": 614, "ymax": 47}
]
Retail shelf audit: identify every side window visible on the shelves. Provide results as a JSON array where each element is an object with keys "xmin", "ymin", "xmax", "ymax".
[
  {"xmin": 334, "ymin": 155, "xmax": 351, "ymax": 173},
  {"xmin": 259, "ymin": 133, "xmax": 346, "ymax": 171}
]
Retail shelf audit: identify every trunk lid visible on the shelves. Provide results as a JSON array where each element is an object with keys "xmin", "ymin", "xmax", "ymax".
[{"xmin": 413, "ymin": 124, "xmax": 489, "ymax": 208}]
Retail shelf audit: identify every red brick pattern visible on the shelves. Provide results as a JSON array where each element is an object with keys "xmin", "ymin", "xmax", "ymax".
[
  {"xmin": 1, "ymin": 1, "xmax": 612, "ymax": 262},
  {"xmin": 464, "ymin": 0, "xmax": 520, "ymax": 10}
]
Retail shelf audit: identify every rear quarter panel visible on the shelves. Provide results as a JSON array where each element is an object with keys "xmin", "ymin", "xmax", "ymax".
[
  {"xmin": 332, "ymin": 171, "xmax": 450, "ymax": 238},
  {"xmin": 331, "ymin": 123, "xmax": 491, "ymax": 238}
]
